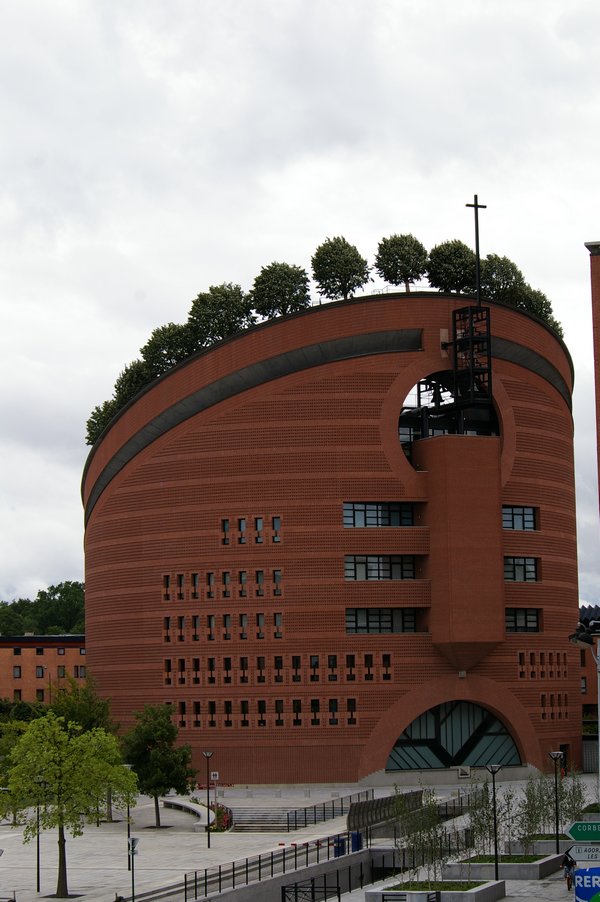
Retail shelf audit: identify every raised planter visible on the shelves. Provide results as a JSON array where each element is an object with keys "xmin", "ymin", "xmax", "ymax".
[
  {"xmin": 365, "ymin": 882, "xmax": 505, "ymax": 902},
  {"xmin": 506, "ymin": 839, "xmax": 571, "ymax": 855},
  {"xmin": 443, "ymin": 853, "xmax": 561, "ymax": 881}
]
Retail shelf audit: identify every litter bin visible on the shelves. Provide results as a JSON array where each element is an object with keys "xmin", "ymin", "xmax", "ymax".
[
  {"xmin": 333, "ymin": 837, "xmax": 346, "ymax": 857},
  {"xmin": 351, "ymin": 831, "xmax": 362, "ymax": 852}
]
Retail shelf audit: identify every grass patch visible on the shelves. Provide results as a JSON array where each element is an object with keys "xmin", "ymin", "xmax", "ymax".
[{"xmin": 388, "ymin": 881, "xmax": 484, "ymax": 891}]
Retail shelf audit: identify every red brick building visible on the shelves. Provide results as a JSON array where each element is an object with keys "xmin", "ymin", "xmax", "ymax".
[
  {"xmin": 82, "ymin": 291, "xmax": 580, "ymax": 783},
  {"xmin": 0, "ymin": 634, "xmax": 86, "ymax": 704}
]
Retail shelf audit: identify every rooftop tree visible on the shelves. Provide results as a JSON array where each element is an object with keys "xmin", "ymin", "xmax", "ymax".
[
  {"xmin": 140, "ymin": 322, "xmax": 196, "ymax": 379},
  {"xmin": 427, "ymin": 239, "xmax": 476, "ymax": 293},
  {"xmin": 375, "ymin": 233, "xmax": 428, "ymax": 291},
  {"xmin": 250, "ymin": 261, "xmax": 311, "ymax": 318},
  {"xmin": 311, "ymin": 236, "xmax": 371, "ymax": 301},
  {"xmin": 188, "ymin": 282, "xmax": 255, "ymax": 347}
]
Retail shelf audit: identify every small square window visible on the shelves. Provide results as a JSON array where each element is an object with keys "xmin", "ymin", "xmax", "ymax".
[
  {"xmin": 57, "ymin": 647, "xmax": 65, "ymax": 656},
  {"xmin": 13, "ymin": 647, "xmax": 22, "ymax": 656},
  {"xmin": 36, "ymin": 648, "xmax": 44, "ymax": 656}
]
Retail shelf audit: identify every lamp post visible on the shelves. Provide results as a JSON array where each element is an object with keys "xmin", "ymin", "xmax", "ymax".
[
  {"xmin": 202, "ymin": 751, "xmax": 213, "ymax": 848},
  {"xmin": 123, "ymin": 764, "xmax": 133, "ymax": 871},
  {"xmin": 34, "ymin": 777, "xmax": 47, "ymax": 894},
  {"xmin": 549, "ymin": 751, "xmax": 563, "ymax": 853},
  {"xmin": 570, "ymin": 623, "xmax": 600, "ymax": 801},
  {"xmin": 485, "ymin": 764, "xmax": 502, "ymax": 882}
]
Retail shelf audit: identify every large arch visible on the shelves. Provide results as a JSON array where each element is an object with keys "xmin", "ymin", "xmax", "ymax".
[{"xmin": 358, "ymin": 674, "xmax": 543, "ymax": 778}]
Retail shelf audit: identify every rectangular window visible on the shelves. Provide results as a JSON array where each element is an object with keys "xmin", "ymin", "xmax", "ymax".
[
  {"xmin": 274, "ymin": 612, "xmax": 283, "ymax": 639},
  {"xmin": 257, "ymin": 656, "xmax": 266, "ymax": 683},
  {"xmin": 272, "ymin": 516, "xmax": 281, "ymax": 542},
  {"xmin": 223, "ymin": 614, "xmax": 231, "ymax": 640},
  {"xmin": 241, "ymin": 699, "xmax": 249, "ymax": 726},
  {"xmin": 223, "ymin": 657, "xmax": 232, "ymax": 684},
  {"xmin": 192, "ymin": 615, "xmax": 199, "ymax": 640},
  {"xmin": 191, "ymin": 573, "xmax": 199, "ymax": 599},
  {"xmin": 208, "ymin": 658, "xmax": 216, "ymax": 684},
  {"xmin": 36, "ymin": 689, "xmax": 45, "ymax": 702},
  {"xmin": 257, "ymin": 699, "xmax": 267, "ymax": 727},
  {"xmin": 224, "ymin": 700, "xmax": 232, "ymax": 726},
  {"xmin": 347, "ymin": 698, "xmax": 357, "ymax": 724},
  {"xmin": 504, "ymin": 557, "xmax": 538, "ymax": 582},
  {"xmin": 222, "ymin": 572, "xmax": 231, "ymax": 598},
  {"xmin": 207, "ymin": 614, "xmax": 215, "ymax": 640},
  {"xmin": 292, "ymin": 699, "xmax": 302, "ymax": 725},
  {"xmin": 255, "ymin": 517, "xmax": 264, "ymax": 544},
  {"xmin": 163, "ymin": 574, "xmax": 171, "ymax": 600},
  {"xmin": 208, "ymin": 701, "xmax": 216, "ymax": 727},
  {"xmin": 57, "ymin": 647, "xmax": 65, "ymax": 656},
  {"xmin": 164, "ymin": 616, "xmax": 171, "ymax": 642},
  {"xmin": 178, "ymin": 658, "xmax": 186, "ymax": 684},
  {"xmin": 256, "ymin": 613, "xmax": 265, "ymax": 640},
  {"xmin": 176, "ymin": 573, "xmax": 184, "ymax": 599},
  {"xmin": 344, "ymin": 555, "xmax": 415, "ymax": 580},
  {"xmin": 57, "ymin": 665, "xmax": 66, "ymax": 678},
  {"xmin": 193, "ymin": 700, "xmax": 201, "ymax": 727},
  {"xmin": 238, "ymin": 571, "xmax": 247, "ymax": 597},
  {"xmin": 222, "ymin": 518, "xmax": 230, "ymax": 545},
  {"xmin": 80, "ymin": 648, "xmax": 86, "ymax": 656},
  {"xmin": 382, "ymin": 653, "xmax": 392, "ymax": 681},
  {"xmin": 177, "ymin": 615, "xmax": 185, "ymax": 640},
  {"xmin": 36, "ymin": 648, "xmax": 44, "ymax": 656},
  {"xmin": 310, "ymin": 699, "xmax": 320, "ymax": 725},
  {"xmin": 343, "ymin": 501, "xmax": 414, "ymax": 527},
  {"xmin": 239, "ymin": 613, "xmax": 248, "ymax": 639},
  {"xmin": 346, "ymin": 654, "xmax": 356, "ymax": 681},
  {"xmin": 581, "ymin": 676, "xmax": 588, "ymax": 694},
  {"xmin": 273, "ymin": 569, "xmax": 282, "ymax": 596},
  {"xmin": 275, "ymin": 699, "xmax": 284, "ymax": 726},
  {"xmin": 13, "ymin": 665, "xmax": 21, "ymax": 678},
  {"xmin": 13, "ymin": 689, "xmax": 21, "ymax": 701},
  {"xmin": 206, "ymin": 572, "xmax": 215, "ymax": 598},
  {"xmin": 13, "ymin": 647, "xmax": 22, "ymax": 656},
  {"xmin": 240, "ymin": 656, "xmax": 249, "ymax": 683},
  {"xmin": 274, "ymin": 655, "xmax": 283, "ymax": 683},
  {"xmin": 238, "ymin": 518, "xmax": 246, "ymax": 544},
  {"xmin": 310, "ymin": 655, "xmax": 319, "ymax": 682},
  {"xmin": 292, "ymin": 655, "xmax": 301, "ymax": 682},
  {"xmin": 505, "ymin": 608, "xmax": 540, "ymax": 632},
  {"xmin": 502, "ymin": 506, "xmax": 536, "ymax": 530},
  {"xmin": 192, "ymin": 658, "xmax": 200, "ymax": 684},
  {"xmin": 346, "ymin": 607, "xmax": 417, "ymax": 633},
  {"xmin": 36, "ymin": 666, "xmax": 45, "ymax": 678},
  {"xmin": 255, "ymin": 570, "xmax": 265, "ymax": 596}
]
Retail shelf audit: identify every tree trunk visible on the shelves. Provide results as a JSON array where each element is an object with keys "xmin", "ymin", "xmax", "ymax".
[
  {"xmin": 153, "ymin": 793, "xmax": 161, "ymax": 828},
  {"xmin": 404, "ymin": 280, "xmax": 411, "ymax": 292},
  {"xmin": 56, "ymin": 822, "xmax": 69, "ymax": 898},
  {"xmin": 106, "ymin": 785, "xmax": 113, "ymax": 822}
]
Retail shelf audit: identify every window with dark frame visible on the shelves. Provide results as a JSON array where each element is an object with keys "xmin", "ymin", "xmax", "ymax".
[
  {"xmin": 346, "ymin": 607, "xmax": 417, "ymax": 633},
  {"xmin": 344, "ymin": 555, "xmax": 416, "ymax": 580},
  {"xmin": 502, "ymin": 506, "xmax": 536, "ymax": 531},
  {"xmin": 505, "ymin": 608, "xmax": 540, "ymax": 632},
  {"xmin": 343, "ymin": 501, "xmax": 414, "ymax": 527},
  {"xmin": 504, "ymin": 557, "xmax": 538, "ymax": 582}
]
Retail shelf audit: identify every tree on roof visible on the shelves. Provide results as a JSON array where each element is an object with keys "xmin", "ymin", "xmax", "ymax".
[
  {"xmin": 311, "ymin": 236, "xmax": 371, "ymax": 301},
  {"xmin": 250, "ymin": 261, "xmax": 311, "ymax": 318},
  {"xmin": 375, "ymin": 234, "xmax": 428, "ymax": 291},
  {"xmin": 427, "ymin": 239, "xmax": 476, "ymax": 293}
]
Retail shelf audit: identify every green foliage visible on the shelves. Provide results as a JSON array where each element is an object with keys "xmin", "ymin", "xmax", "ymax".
[
  {"xmin": 559, "ymin": 768, "xmax": 588, "ymax": 829},
  {"xmin": 311, "ymin": 236, "xmax": 371, "ymax": 301},
  {"xmin": 113, "ymin": 359, "xmax": 153, "ymax": 406},
  {"xmin": 188, "ymin": 283, "xmax": 255, "ymax": 347},
  {"xmin": 515, "ymin": 775, "xmax": 553, "ymax": 851},
  {"xmin": 5, "ymin": 712, "xmax": 136, "ymax": 898},
  {"xmin": 0, "ymin": 581, "xmax": 84, "ymax": 634},
  {"xmin": 250, "ymin": 261, "xmax": 311, "ymax": 318},
  {"xmin": 375, "ymin": 233, "xmax": 428, "ymax": 291},
  {"xmin": 140, "ymin": 322, "xmax": 196, "ymax": 379},
  {"xmin": 481, "ymin": 254, "xmax": 527, "ymax": 305},
  {"xmin": 427, "ymin": 239, "xmax": 476, "ymax": 293},
  {"xmin": 121, "ymin": 704, "xmax": 195, "ymax": 827},
  {"xmin": 0, "ymin": 699, "xmax": 46, "ymax": 722},
  {"xmin": 85, "ymin": 398, "xmax": 119, "ymax": 445},
  {"xmin": 50, "ymin": 676, "xmax": 113, "ymax": 734},
  {"xmin": 468, "ymin": 779, "xmax": 494, "ymax": 855}
]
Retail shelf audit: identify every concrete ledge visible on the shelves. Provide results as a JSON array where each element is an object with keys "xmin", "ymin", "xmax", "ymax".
[
  {"xmin": 365, "ymin": 883, "xmax": 505, "ymax": 902},
  {"xmin": 443, "ymin": 853, "xmax": 561, "ymax": 881},
  {"xmin": 159, "ymin": 795, "xmax": 214, "ymax": 829}
]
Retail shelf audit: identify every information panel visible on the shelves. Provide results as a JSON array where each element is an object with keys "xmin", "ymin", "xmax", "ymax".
[{"xmin": 574, "ymin": 866, "xmax": 600, "ymax": 902}]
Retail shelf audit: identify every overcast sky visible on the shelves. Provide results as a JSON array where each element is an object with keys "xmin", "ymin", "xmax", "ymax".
[{"xmin": 1, "ymin": 0, "xmax": 599, "ymax": 606}]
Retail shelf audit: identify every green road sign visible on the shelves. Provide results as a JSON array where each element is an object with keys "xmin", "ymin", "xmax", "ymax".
[{"xmin": 568, "ymin": 823, "xmax": 600, "ymax": 842}]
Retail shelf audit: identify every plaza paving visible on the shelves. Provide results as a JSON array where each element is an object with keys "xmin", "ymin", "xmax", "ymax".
[{"xmin": 0, "ymin": 778, "xmax": 587, "ymax": 901}]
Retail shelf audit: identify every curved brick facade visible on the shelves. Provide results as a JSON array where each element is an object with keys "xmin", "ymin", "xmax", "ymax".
[{"xmin": 82, "ymin": 292, "xmax": 580, "ymax": 783}]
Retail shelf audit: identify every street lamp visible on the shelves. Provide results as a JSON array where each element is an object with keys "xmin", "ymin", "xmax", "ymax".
[
  {"xmin": 202, "ymin": 751, "xmax": 213, "ymax": 848},
  {"xmin": 123, "ymin": 764, "xmax": 133, "ymax": 871},
  {"xmin": 570, "ymin": 623, "xmax": 600, "ymax": 801},
  {"xmin": 485, "ymin": 764, "xmax": 502, "ymax": 882},
  {"xmin": 549, "ymin": 751, "xmax": 563, "ymax": 854}
]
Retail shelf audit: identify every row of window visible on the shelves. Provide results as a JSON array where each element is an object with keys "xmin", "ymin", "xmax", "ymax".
[
  {"xmin": 540, "ymin": 692, "xmax": 569, "ymax": 720},
  {"xmin": 164, "ymin": 653, "xmax": 392, "ymax": 685},
  {"xmin": 173, "ymin": 697, "xmax": 357, "ymax": 728},
  {"xmin": 345, "ymin": 557, "xmax": 539, "ymax": 584},
  {"xmin": 163, "ymin": 569, "xmax": 283, "ymax": 602},
  {"xmin": 518, "ymin": 650, "xmax": 568, "ymax": 679},
  {"xmin": 12, "ymin": 646, "xmax": 85, "ymax": 656},
  {"xmin": 222, "ymin": 516, "xmax": 281, "ymax": 545},
  {"xmin": 344, "ymin": 503, "xmax": 536, "ymax": 531},
  {"xmin": 164, "ymin": 613, "xmax": 283, "ymax": 642},
  {"xmin": 12, "ymin": 665, "xmax": 86, "ymax": 679}
]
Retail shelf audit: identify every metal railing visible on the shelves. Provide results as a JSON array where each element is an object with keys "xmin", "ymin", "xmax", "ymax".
[{"xmin": 286, "ymin": 789, "xmax": 374, "ymax": 831}]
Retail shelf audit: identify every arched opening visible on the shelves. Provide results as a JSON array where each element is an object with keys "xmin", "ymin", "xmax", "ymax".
[{"xmin": 386, "ymin": 700, "xmax": 521, "ymax": 770}]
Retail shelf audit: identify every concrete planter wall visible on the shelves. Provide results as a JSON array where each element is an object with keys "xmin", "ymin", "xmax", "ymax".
[
  {"xmin": 365, "ymin": 882, "xmax": 505, "ymax": 902},
  {"xmin": 507, "ymin": 839, "xmax": 571, "ymax": 855},
  {"xmin": 443, "ymin": 853, "xmax": 561, "ymax": 881}
]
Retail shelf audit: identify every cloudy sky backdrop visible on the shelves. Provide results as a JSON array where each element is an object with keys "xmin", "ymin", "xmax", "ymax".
[{"xmin": 1, "ymin": 0, "xmax": 599, "ymax": 604}]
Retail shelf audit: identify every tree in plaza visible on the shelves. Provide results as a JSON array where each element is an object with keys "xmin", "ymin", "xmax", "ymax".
[
  {"xmin": 250, "ymin": 261, "xmax": 311, "ymax": 318},
  {"xmin": 50, "ymin": 675, "xmax": 114, "ymax": 734},
  {"xmin": 6, "ymin": 711, "xmax": 137, "ymax": 898},
  {"xmin": 121, "ymin": 704, "xmax": 195, "ymax": 828},
  {"xmin": 188, "ymin": 283, "xmax": 255, "ymax": 348},
  {"xmin": 427, "ymin": 239, "xmax": 476, "ymax": 294},
  {"xmin": 311, "ymin": 236, "xmax": 371, "ymax": 301},
  {"xmin": 375, "ymin": 233, "xmax": 428, "ymax": 291}
]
